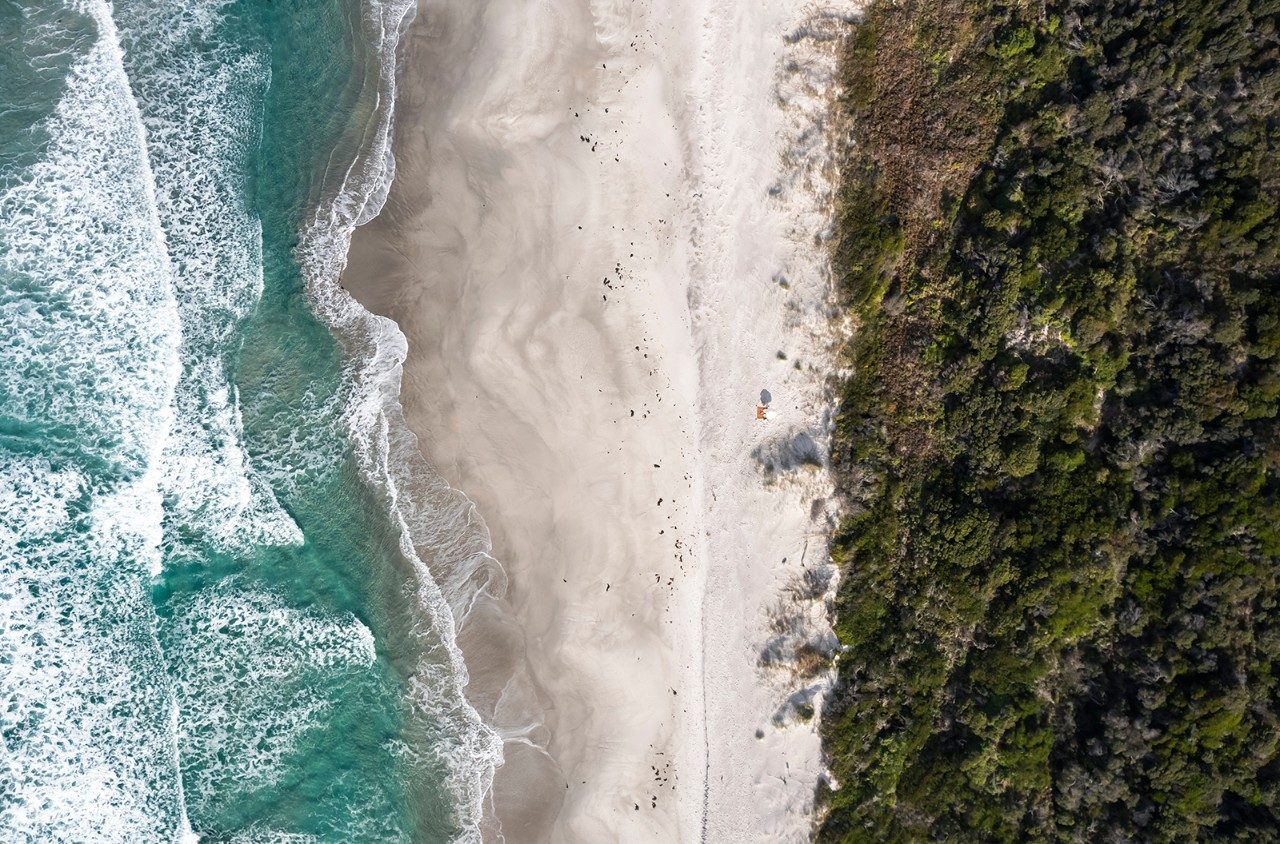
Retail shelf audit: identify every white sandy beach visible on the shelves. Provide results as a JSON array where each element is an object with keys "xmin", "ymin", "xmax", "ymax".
[{"xmin": 343, "ymin": 0, "xmax": 857, "ymax": 839}]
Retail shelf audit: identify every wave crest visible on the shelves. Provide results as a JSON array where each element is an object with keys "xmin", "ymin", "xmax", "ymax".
[{"xmin": 295, "ymin": 0, "xmax": 507, "ymax": 836}]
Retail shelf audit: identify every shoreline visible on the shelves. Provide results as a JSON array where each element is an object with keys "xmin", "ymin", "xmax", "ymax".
[
  {"xmin": 342, "ymin": 0, "xmax": 856, "ymax": 838},
  {"xmin": 302, "ymin": 0, "xmax": 506, "ymax": 835}
]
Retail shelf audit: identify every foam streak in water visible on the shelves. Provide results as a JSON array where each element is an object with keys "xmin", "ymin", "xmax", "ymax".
[
  {"xmin": 114, "ymin": 0, "xmax": 303, "ymax": 557},
  {"xmin": 0, "ymin": 1, "xmax": 191, "ymax": 839},
  {"xmin": 297, "ymin": 0, "xmax": 506, "ymax": 837}
]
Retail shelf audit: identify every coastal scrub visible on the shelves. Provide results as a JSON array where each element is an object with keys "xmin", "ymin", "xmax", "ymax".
[{"xmin": 820, "ymin": 0, "xmax": 1280, "ymax": 839}]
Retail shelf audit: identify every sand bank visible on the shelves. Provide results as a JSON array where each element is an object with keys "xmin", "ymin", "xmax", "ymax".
[{"xmin": 342, "ymin": 0, "xmax": 857, "ymax": 838}]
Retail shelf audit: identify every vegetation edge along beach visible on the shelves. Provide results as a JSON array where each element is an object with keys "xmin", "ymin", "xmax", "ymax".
[{"xmin": 819, "ymin": 0, "xmax": 1280, "ymax": 839}]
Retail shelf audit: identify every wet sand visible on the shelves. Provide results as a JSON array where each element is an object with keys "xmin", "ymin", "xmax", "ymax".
[{"xmin": 342, "ymin": 0, "xmax": 856, "ymax": 838}]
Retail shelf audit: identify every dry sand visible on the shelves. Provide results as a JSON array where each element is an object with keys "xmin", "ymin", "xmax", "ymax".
[{"xmin": 342, "ymin": 0, "xmax": 858, "ymax": 839}]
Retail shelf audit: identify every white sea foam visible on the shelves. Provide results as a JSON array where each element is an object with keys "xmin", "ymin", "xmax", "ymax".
[
  {"xmin": 3, "ymin": 0, "xmax": 504, "ymax": 837},
  {"xmin": 0, "ymin": 2, "xmax": 190, "ymax": 839},
  {"xmin": 114, "ymin": 0, "xmax": 303, "ymax": 556},
  {"xmin": 0, "ymin": 2, "xmax": 179, "ymax": 478},
  {"xmin": 295, "ymin": 0, "xmax": 506, "ymax": 835},
  {"xmin": 0, "ymin": 456, "xmax": 186, "ymax": 841},
  {"xmin": 160, "ymin": 581, "xmax": 376, "ymax": 817},
  {"xmin": 226, "ymin": 830, "xmax": 319, "ymax": 844}
]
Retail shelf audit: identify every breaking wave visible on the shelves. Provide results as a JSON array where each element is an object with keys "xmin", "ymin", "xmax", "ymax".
[
  {"xmin": 294, "ymin": 0, "xmax": 507, "ymax": 836},
  {"xmin": 0, "ymin": 1, "xmax": 190, "ymax": 839}
]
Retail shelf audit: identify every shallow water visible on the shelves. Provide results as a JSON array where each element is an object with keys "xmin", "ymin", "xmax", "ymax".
[{"xmin": 0, "ymin": 0, "xmax": 494, "ymax": 840}]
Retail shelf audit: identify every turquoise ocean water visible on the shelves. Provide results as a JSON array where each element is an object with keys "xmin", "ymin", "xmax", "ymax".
[{"xmin": 0, "ymin": 0, "xmax": 501, "ymax": 840}]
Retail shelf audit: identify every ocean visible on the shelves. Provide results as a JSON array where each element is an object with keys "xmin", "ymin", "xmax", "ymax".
[{"xmin": 0, "ymin": 0, "xmax": 501, "ymax": 840}]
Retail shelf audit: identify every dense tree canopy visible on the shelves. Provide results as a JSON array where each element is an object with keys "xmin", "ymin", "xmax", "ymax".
[{"xmin": 820, "ymin": 0, "xmax": 1280, "ymax": 840}]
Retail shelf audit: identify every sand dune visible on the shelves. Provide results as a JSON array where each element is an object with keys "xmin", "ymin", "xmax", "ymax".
[{"xmin": 342, "ymin": 0, "xmax": 856, "ymax": 838}]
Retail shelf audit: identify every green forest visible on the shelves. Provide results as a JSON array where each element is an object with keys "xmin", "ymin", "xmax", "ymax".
[{"xmin": 819, "ymin": 0, "xmax": 1280, "ymax": 840}]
